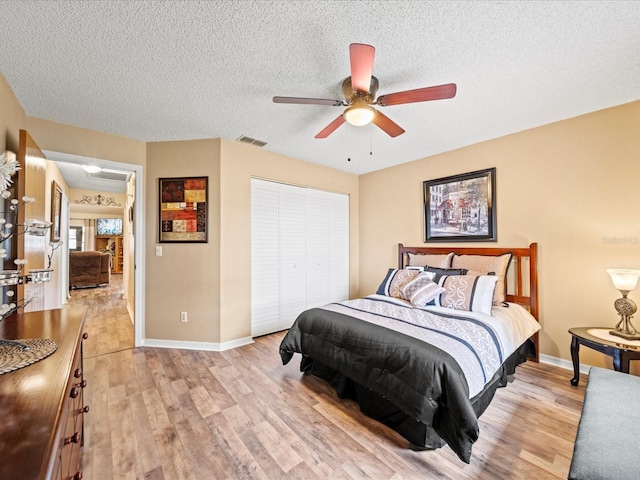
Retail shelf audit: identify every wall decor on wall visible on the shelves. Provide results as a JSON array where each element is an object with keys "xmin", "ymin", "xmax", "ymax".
[
  {"xmin": 50, "ymin": 180, "xmax": 62, "ymax": 242},
  {"xmin": 74, "ymin": 194, "xmax": 122, "ymax": 207},
  {"xmin": 423, "ymin": 167, "xmax": 496, "ymax": 242},
  {"xmin": 159, "ymin": 176, "xmax": 208, "ymax": 243}
]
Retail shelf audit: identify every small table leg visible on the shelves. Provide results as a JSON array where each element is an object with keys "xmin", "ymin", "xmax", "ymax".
[
  {"xmin": 570, "ymin": 336, "xmax": 580, "ymax": 386},
  {"xmin": 613, "ymin": 350, "xmax": 631, "ymax": 373}
]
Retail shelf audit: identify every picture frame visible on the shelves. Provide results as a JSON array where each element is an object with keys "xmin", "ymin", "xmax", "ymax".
[
  {"xmin": 159, "ymin": 176, "xmax": 208, "ymax": 243},
  {"xmin": 423, "ymin": 167, "xmax": 496, "ymax": 242},
  {"xmin": 50, "ymin": 180, "xmax": 63, "ymax": 242}
]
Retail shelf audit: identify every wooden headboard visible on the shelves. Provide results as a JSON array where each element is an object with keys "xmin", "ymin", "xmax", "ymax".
[{"xmin": 398, "ymin": 242, "xmax": 539, "ymax": 362}]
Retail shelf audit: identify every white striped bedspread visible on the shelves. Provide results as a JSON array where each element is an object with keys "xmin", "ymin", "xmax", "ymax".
[{"xmin": 320, "ymin": 294, "xmax": 541, "ymax": 397}]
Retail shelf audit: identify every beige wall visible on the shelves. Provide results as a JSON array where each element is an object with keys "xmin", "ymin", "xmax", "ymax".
[
  {"xmin": 146, "ymin": 139, "xmax": 221, "ymax": 342},
  {"xmin": 44, "ymin": 160, "xmax": 69, "ymax": 310},
  {"xmin": 0, "ymin": 72, "xmax": 25, "ymax": 154},
  {"xmin": 359, "ymin": 101, "xmax": 640, "ymax": 368},
  {"xmin": 26, "ymin": 117, "xmax": 146, "ymax": 167},
  {"xmin": 219, "ymin": 139, "xmax": 360, "ymax": 343}
]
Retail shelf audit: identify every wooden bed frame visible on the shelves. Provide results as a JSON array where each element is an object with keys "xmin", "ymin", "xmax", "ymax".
[{"xmin": 398, "ymin": 242, "xmax": 539, "ymax": 362}]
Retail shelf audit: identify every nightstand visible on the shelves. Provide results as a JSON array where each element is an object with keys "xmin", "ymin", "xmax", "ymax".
[{"xmin": 569, "ymin": 327, "xmax": 640, "ymax": 386}]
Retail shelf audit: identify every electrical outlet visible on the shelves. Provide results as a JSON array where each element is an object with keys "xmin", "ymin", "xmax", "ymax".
[{"xmin": 180, "ymin": 311, "xmax": 187, "ymax": 323}]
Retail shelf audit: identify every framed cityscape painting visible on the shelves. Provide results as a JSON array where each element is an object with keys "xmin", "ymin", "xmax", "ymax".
[
  {"xmin": 159, "ymin": 176, "xmax": 208, "ymax": 243},
  {"xmin": 423, "ymin": 168, "xmax": 496, "ymax": 242}
]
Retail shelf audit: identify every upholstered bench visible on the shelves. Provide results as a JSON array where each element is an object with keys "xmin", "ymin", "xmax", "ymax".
[{"xmin": 568, "ymin": 367, "xmax": 640, "ymax": 479}]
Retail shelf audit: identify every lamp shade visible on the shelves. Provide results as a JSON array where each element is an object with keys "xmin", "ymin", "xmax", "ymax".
[
  {"xmin": 607, "ymin": 269, "xmax": 640, "ymax": 291},
  {"xmin": 343, "ymin": 105, "xmax": 374, "ymax": 126}
]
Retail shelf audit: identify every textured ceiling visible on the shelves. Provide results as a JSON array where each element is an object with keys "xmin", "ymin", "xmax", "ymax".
[{"xmin": 1, "ymin": 1, "xmax": 639, "ymax": 175}]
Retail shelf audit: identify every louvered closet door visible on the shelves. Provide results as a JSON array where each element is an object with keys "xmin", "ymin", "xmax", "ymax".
[
  {"xmin": 305, "ymin": 189, "xmax": 330, "ymax": 309},
  {"xmin": 328, "ymin": 192, "xmax": 350, "ymax": 301},
  {"xmin": 279, "ymin": 184, "xmax": 307, "ymax": 329},
  {"xmin": 251, "ymin": 179, "xmax": 349, "ymax": 337},
  {"xmin": 251, "ymin": 179, "xmax": 281, "ymax": 337}
]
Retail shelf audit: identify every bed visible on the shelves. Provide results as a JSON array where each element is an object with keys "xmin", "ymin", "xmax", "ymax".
[{"xmin": 279, "ymin": 243, "xmax": 540, "ymax": 463}]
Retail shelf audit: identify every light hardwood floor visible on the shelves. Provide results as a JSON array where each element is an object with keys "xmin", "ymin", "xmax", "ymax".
[
  {"xmin": 75, "ymin": 286, "xmax": 586, "ymax": 479},
  {"xmin": 69, "ymin": 274, "xmax": 134, "ymax": 358}
]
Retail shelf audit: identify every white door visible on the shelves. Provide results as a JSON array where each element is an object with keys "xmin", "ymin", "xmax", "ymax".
[
  {"xmin": 278, "ymin": 183, "xmax": 307, "ymax": 329},
  {"xmin": 250, "ymin": 179, "xmax": 281, "ymax": 337},
  {"xmin": 306, "ymin": 189, "xmax": 330, "ymax": 309},
  {"xmin": 328, "ymin": 192, "xmax": 350, "ymax": 301},
  {"xmin": 251, "ymin": 179, "xmax": 349, "ymax": 337}
]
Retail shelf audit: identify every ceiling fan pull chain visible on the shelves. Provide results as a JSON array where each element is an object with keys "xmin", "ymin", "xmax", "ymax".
[
  {"xmin": 370, "ymin": 129, "xmax": 373, "ymax": 156},
  {"xmin": 347, "ymin": 125, "xmax": 351, "ymax": 162}
]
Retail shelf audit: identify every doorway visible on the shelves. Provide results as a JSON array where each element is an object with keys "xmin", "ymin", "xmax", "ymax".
[{"xmin": 44, "ymin": 150, "xmax": 145, "ymax": 350}]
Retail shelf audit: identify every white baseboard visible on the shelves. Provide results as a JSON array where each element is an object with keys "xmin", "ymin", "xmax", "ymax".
[
  {"xmin": 142, "ymin": 336, "xmax": 254, "ymax": 352},
  {"xmin": 539, "ymin": 353, "xmax": 591, "ymax": 376}
]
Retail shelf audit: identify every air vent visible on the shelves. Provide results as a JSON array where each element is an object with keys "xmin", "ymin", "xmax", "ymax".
[
  {"xmin": 236, "ymin": 135, "xmax": 267, "ymax": 147},
  {"xmin": 88, "ymin": 169, "xmax": 131, "ymax": 182}
]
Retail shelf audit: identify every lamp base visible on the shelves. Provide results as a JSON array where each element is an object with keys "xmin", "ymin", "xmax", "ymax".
[{"xmin": 609, "ymin": 329, "xmax": 640, "ymax": 341}]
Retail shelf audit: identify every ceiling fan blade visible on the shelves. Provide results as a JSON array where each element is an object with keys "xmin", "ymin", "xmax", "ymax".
[
  {"xmin": 315, "ymin": 115, "xmax": 346, "ymax": 139},
  {"xmin": 349, "ymin": 43, "xmax": 375, "ymax": 93},
  {"xmin": 376, "ymin": 83, "xmax": 457, "ymax": 107},
  {"xmin": 273, "ymin": 96, "xmax": 343, "ymax": 106},
  {"xmin": 371, "ymin": 109, "xmax": 405, "ymax": 137}
]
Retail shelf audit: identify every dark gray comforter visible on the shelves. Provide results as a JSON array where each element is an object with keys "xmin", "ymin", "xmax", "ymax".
[{"xmin": 279, "ymin": 304, "xmax": 530, "ymax": 463}]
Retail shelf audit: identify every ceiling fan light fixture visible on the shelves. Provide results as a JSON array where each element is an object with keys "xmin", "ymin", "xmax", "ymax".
[
  {"xmin": 82, "ymin": 165, "xmax": 102, "ymax": 174},
  {"xmin": 344, "ymin": 105, "xmax": 374, "ymax": 126}
]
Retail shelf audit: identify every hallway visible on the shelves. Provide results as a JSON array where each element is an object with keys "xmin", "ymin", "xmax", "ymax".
[{"xmin": 68, "ymin": 273, "xmax": 134, "ymax": 358}]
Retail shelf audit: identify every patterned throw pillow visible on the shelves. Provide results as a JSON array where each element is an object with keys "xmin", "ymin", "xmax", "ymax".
[
  {"xmin": 376, "ymin": 268, "xmax": 423, "ymax": 298},
  {"xmin": 451, "ymin": 253, "xmax": 512, "ymax": 305},
  {"xmin": 401, "ymin": 274, "xmax": 445, "ymax": 307},
  {"xmin": 435, "ymin": 274, "xmax": 499, "ymax": 315},
  {"xmin": 407, "ymin": 252, "xmax": 454, "ymax": 268}
]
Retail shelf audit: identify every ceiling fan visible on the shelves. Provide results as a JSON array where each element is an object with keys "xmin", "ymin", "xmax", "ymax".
[{"xmin": 273, "ymin": 43, "xmax": 457, "ymax": 139}]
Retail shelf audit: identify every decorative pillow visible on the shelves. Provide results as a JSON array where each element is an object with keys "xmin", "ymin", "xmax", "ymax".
[
  {"xmin": 451, "ymin": 253, "xmax": 512, "ymax": 305},
  {"xmin": 407, "ymin": 252, "xmax": 454, "ymax": 268},
  {"xmin": 401, "ymin": 274, "xmax": 444, "ymax": 307},
  {"xmin": 435, "ymin": 274, "xmax": 499, "ymax": 315},
  {"xmin": 376, "ymin": 268, "xmax": 425, "ymax": 299}
]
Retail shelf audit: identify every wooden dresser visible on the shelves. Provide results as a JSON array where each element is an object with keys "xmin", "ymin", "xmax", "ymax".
[{"xmin": 0, "ymin": 307, "xmax": 88, "ymax": 480}]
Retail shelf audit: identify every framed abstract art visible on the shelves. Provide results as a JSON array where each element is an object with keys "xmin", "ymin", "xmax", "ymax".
[{"xmin": 158, "ymin": 176, "xmax": 208, "ymax": 243}]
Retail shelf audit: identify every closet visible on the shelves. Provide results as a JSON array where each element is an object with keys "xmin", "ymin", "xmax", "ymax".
[{"xmin": 251, "ymin": 178, "xmax": 349, "ymax": 337}]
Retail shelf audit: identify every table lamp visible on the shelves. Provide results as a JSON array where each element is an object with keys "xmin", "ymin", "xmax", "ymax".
[{"xmin": 607, "ymin": 268, "xmax": 640, "ymax": 340}]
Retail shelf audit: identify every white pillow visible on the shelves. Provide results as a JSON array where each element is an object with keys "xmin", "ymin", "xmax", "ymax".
[{"xmin": 434, "ymin": 274, "xmax": 498, "ymax": 315}]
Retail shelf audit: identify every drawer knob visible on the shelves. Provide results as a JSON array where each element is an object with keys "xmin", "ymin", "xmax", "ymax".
[
  {"xmin": 74, "ymin": 368, "xmax": 83, "ymax": 378},
  {"xmin": 82, "ymin": 332, "xmax": 88, "ymax": 340},
  {"xmin": 75, "ymin": 379, "xmax": 87, "ymax": 389},
  {"xmin": 70, "ymin": 387, "xmax": 79, "ymax": 399},
  {"xmin": 64, "ymin": 432, "xmax": 81, "ymax": 445},
  {"xmin": 73, "ymin": 470, "xmax": 83, "ymax": 480},
  {"xmin": 78, "ymin": 405, "xmax": 90, "ymax": 414}
]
